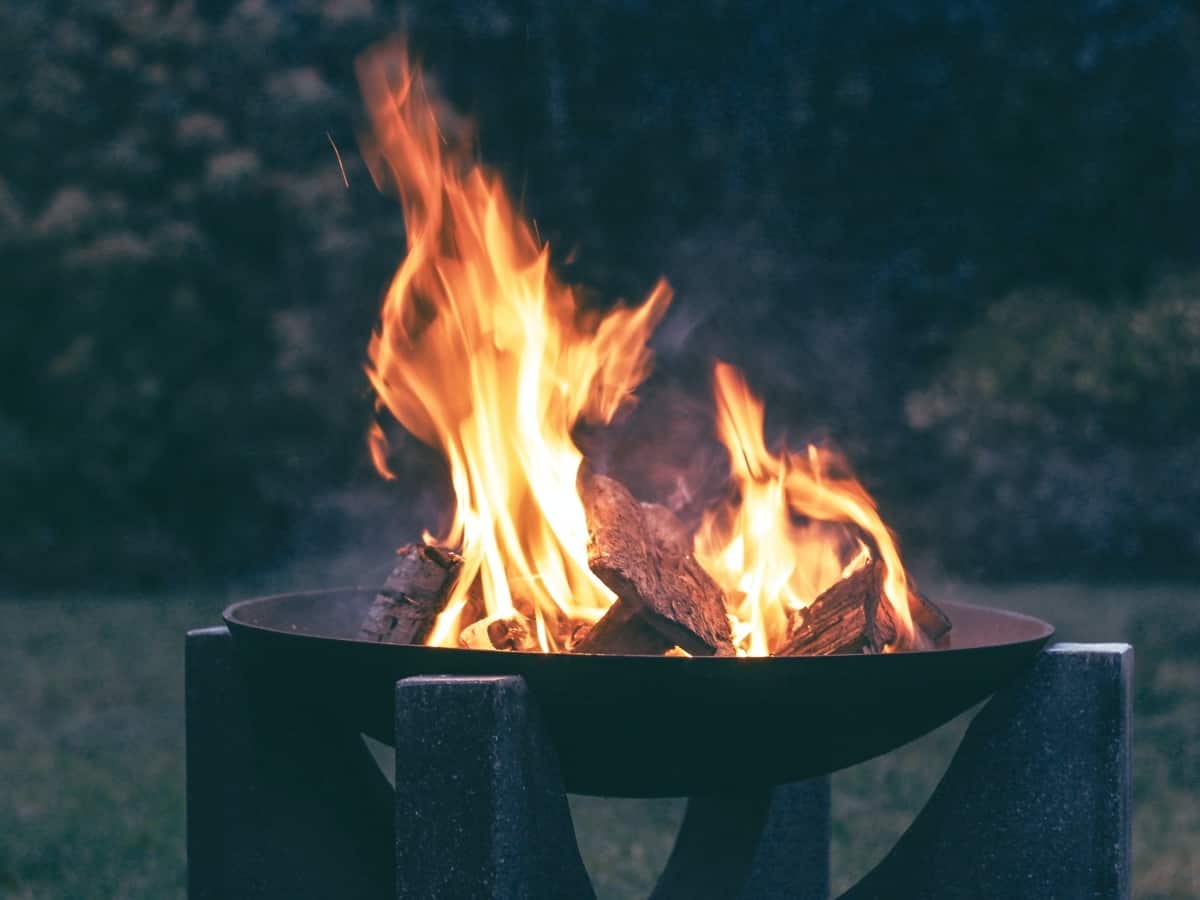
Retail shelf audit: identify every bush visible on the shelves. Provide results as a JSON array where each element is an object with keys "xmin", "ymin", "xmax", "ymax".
[
  {"xmin": 0, "ymin": 0, "xmax": 396, "ymax": 585},
  {"xmin": 1, "ymin": 0, "xmax": 1198, "ymax": 586},
  {"xmin": 904, "ymin": 275, "xmax": 1200, "ymax": 575}
]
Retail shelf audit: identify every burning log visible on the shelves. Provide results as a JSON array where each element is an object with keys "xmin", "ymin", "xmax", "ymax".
[
  {"xmin": 866, "ymin": 583, "xmax": 954, "ymax": 649},
  {"xmin": 569, "ymin": 602, "xmax": 676, "ymax": 656},
  {"xmin": 778, "ymin": 560, "xmax": 893, "ymax": 656},
  {"xmin": 909, "ymin": 590, "xmax": 953, "ymax": 645},
  {"xmin": 358, "ymin": 544, "xmax": 463, "ymax": 644},
  {"xmin": 580, "ymin": 473, "xmax": 734, "ymax": 656},
  {"xmin": 779, "ymin": 560, "xmax": 953, "ymax": 655},
  {"xmin": 639, "ymin": 501, "xmax": 693, "ymax": 557}
]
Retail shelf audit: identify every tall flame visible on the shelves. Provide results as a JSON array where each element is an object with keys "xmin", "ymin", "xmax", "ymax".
[
  {"xmin": 359, "ymin": 43, "xmax": 671, "ymax": 650},
  {"xmin": 694, "ymin": 362, "xmax": 918, "ymax": 654}
]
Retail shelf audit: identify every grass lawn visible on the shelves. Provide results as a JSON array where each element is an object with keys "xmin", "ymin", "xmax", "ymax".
[{"xmin": 1, "ymin": 580, "xmax": 1196, "ymax": 898}]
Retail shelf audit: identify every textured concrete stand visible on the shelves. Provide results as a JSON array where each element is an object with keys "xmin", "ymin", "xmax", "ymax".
[{"xmin": 187, "ymin": 633, "xmax": 1130, "ymax": 899}]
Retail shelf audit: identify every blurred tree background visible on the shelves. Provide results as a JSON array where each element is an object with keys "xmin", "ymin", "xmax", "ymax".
[{"xmin": 1, "ymin": 0, "xmax": 1198, "ymax": 588}]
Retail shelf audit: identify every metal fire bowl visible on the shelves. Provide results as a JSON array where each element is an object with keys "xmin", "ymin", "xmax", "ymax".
[{"xmin": 223, "ymin": 589, "xmax": 1053, "ymax": 797}]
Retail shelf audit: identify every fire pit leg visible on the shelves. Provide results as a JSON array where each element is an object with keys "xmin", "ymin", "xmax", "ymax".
[
  {"xmin": 393, "ymin": 674, "xmax": 831, "ymax": 900},
  {"xmin": 650, "ymin": 779, "xmax": 831, "ymax": 900},
  {"xmin": 186, "ymin": 627, "xmax": 394, "ymax": 900},
  {"xmin": 393, "ymin": 675, "xmax": 597, "ymax": 900},
  {"xmin": 189, "ymin": 635, "xmax": 1126, "ymax": 898},
  {"xmin": 840, "ymin": 642, "xmax": 1132, "ymax": 900}
]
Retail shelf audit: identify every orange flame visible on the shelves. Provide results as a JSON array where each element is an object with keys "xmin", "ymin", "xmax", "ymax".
[
  {"xmin": 359, "ymin": 43, "xmax": 672, "ymax": 650},
  {"xmin": 694, "ymin": 362, "xmax": 918, "ymax": 654}
]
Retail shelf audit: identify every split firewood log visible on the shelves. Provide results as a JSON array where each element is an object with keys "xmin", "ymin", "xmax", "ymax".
[
  {"xmin": 569, "ymin": 601, "xmax": 676, "ymax": 655},
  {"xmin": 844, "ymin": 527, "xmax": 953, "ymax": 648},
  {"xmin": 777, "ymin": 560, "xmax": 892, "ymax": 656},
  {"xmin": 908, "ymin": 589, "xmax": 952, "ymax": 645},
  {"xmin": 358, "ymin": 544, "xmax": 463, "ymax": 644},
  {"xmin": 580, "ymin": 473, "xmax": 734, "ymax": 656},
  {"xmin": 639, "ymin": 501, "xmax": 693, "ymax": 557},
  {"xmin": 867, "ymin": 589, "xmax": 952, "ymax": 650},
  {"xmin": 779, "ymin": 559, "xmax": 952, "ymax": 655}
]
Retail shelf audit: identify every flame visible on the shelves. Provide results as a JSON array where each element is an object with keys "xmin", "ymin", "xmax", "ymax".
[
  {"xmin": 359, "ymin": 42, "xmax": 671, "ymax": 650},
  {"xmin": 694, "ymin": 362, "xmax": 918, "ymax": 654}
]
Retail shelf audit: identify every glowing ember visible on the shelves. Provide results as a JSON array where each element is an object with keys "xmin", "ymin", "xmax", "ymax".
[
  {"xmin": 359, "ymin": 43, "xmax": 671, "ymax": 651},
  {"xmin": 359, "ymin": 42, "xmax": 928, "ymax": 654}
]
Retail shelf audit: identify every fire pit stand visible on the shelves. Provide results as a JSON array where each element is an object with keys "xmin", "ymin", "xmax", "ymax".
[{"xmin": 187, "ymin": 629, "xmax": 1130, "ymax": 899}]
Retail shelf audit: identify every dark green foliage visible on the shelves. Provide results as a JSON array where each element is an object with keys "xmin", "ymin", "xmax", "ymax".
[
  {"xmin": 0, "ymin": 0, "xmax": 405, "ymax": 584},
  {"xmin": 1, "ymin": 0, "xmax": 1198, "ymax": 584},
  {"xmin": 905, "ymin": 277, "xmax": 1200, "ymax": 575}
]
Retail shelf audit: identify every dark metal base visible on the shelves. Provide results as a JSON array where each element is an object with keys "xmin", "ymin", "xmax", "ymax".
[
  {"xmin": 187, "ymin": 630, "xmax": 1130, "ymax": 899},
  {"xmin": 222, "ymin": 590, "xmax": 1054, "ymax": 795}
]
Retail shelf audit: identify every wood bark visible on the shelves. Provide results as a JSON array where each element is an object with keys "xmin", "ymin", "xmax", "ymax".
[
  {"xmin": 847, "ymin": 526, "xmax": 952, "ymax": 648},
  {"xmin": 909, "ymin": 590, "xmax": 953, "ymax": 645},
  {"xmin": 777, "ymin": 560, "xmax": 891, "ymax": 656},
  {"xmin": 358, "ymin": 544, "xmax": 462, "ymax": 645},
  {"xmin": 779, "ymin": 560, "xmax": 954, "ymax": 655},
  {"xmin": 871, "ymin": 587, "xmax": 953, "ymax": 649},
  {"xmin": 639, "ymin": 502, "xmax": 693, "ymax": 557},
  {"xmin": 569, "ymin": 601, "xmax": 676, "ymax": 655},
  {"xmin": 580, "ymin": 473, "xmax": 733, "ymax": 656}
]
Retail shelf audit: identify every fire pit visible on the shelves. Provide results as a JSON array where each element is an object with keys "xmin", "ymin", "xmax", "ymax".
[
  {"xmin": 187, "ymin": 40, "xmax": 1130, "ymax": 900},
  {"xmin": 188, "ymin": 625, "xmax": 1129, "ymax": 899},
  {"xmin": 224, "ymin": 588, "xmax": 1051, "ymax": 796}
]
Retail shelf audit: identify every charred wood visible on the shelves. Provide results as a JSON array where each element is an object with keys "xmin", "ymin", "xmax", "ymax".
[
  {"xmin": 909, "ymin": 589, "xmax": 953, "ymax": 645},
  {"xmin": 358, "ymin": 544, "xmax": 462, "ymax": 645},
  {"xmin": 779, "ymin": 560, "xmax": 954, "ymax": 655},
  {"xmin": 847, "ymin": 527, "xmax": 952, "ymax": 647},
  {"xmin": 639, "ymin": 502, "xmax": 693, "ymax": 557},
  {"xmin": 778, "ymin": 560, "xmax": 891, "ymax": 656},
  {"xmin": 871, "ymin": 587, "xmax": 953, "ymax": 649},
  {"xmin": 581, "ymin": 473, "xmax": 733, "ymax": 656},
  {"xmin": 569, "ymin": 601, "xmax": 676, "ymax": 655}
]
